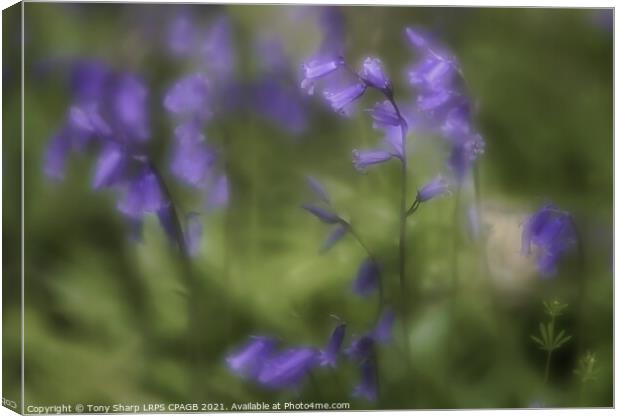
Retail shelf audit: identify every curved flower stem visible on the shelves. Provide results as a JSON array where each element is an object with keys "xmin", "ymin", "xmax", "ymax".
[
  {"xmin": 543, "ymin": 315, "xmax": 557, "ymax": 385},
  {"xmin": 544, "ymin": 349, "xmax": 553, "ymax": 385},
  {"xmin": 406, "ymin": 199, "xmax": 420, "ymax": 217},
  {"xmin": 382, "ymin": 93, "xmax": 416, "ymax": 368},
  {"xmin": 346, "ymin": 222, "xmax": 384, "ymax": 313},
  {"xmin": 148, "ymin": 160, "xmax": 203, "ymax": 397}
]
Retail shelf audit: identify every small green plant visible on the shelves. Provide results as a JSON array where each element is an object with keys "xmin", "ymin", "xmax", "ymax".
[
  {"xmin": 574, "ymin": 350, "xmax": 599, "ymax": 406},
  {"xmin": 531, "ymin": 300, "xmax": 572, "ymax": 384},
  {"xmin": 574, "ymin": 350, "xmax": 598, "ymax": 384}
]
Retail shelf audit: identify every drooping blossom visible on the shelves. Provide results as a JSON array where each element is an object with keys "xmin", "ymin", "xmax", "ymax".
[
  {"xmin": 353, "ymin": 359, "xmax": 378, "ymax": 401},
  {"xmin": 369, "ymin": 100, "xmax": 401, "ymax": 128},
  {"xmin": 360, "ymin": 57, "xmax": 391, "ymax": 91},
  {"xmin": 206, "ymin": 174, "xmax": 230, "ymax": 209},
  {"xmin": 167, "ymin": 14, "xmax": 197, "ymax": 57},
  {"xmin": 319, "ymin": 323, "xmax": 346, "ymax": 367},
  {"xmin": 346, "ymin": 335, "xmax": 375, "ymax": 362},
  {"xmin": 44, "ymin": 60, "xmax": 181, "ymax": 231},
  {"xmin": 226, "ymin": 336, "xmax": 278, "ymax": 378},
  {"xmin": 405, "ymin": 27, "xmax": 484, "ymax": 182},
  {"xmin": 117, "ymin": 167, "xmax": 167, "ymax": 219},
  {"xmin": 163, "ymin": 73, "xmax": 210, "ymax": 121},
  {"xmin": 301, "ymin": 57, "xmax": 345, "ymax": 94},
  {"xmin": 352, "ymin": 258, "xmax": 380, "ymax": 297},
  {"xmin": 201, "ymin": 15, "xmax": 236, "ymax": 82},
  {"xmin": 302, "ymin": 204, "xmax": 342, "ymax": 224},
  {"xmin": 170, "ymin": 123, "xmax": 215, "ymax": 187},
  {"xmin": 92, "ymin": 144, "xmax": 127, "ymax": 189},
  {"xmin": 324, "ymin": 83, "xmax": 367, "ymax": 113},
  {"xmin": 521, "ymin": 204, "xmax": 577, "ymax": 276},
  {"xmin": 352, "ymin": 148, "xmax": 394, "ymax": 172},
  {"xmin": 302, "ymin": 176, "xmax": 349, "ymax": 251},
  {"xmin": 372, "ymin": 308, "xmax": 396, "ymax": 343},
  {"xmin": 417, "ymin": 175, "xmax": 450, "ymax": 202},
  {"xmin": 257, "ymin": 347, "xmax": 319, "ymax": 389},
  {"xmin": 306, "ymin": 175, "xmax": 331, "ymax": 204},
  {"xmin": 321, "ymin": 223, "xmax": 349, "ymax": 252}
]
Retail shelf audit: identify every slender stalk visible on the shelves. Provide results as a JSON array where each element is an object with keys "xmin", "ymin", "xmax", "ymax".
[
  {"xmin": 543, "ymin": 349, "xmax": 552, "ymax": 385},
  {"xmin": 347, "ymin": 223, "xmax": 384, "ymax": 310},
  {"xmin": 384, "ymin": 94, "xmax": 410, "ymax": 308},
  {"xmin": 148, "ymin": 161, "xmax": 203, "ymax": 397},
  {"xmin": 381, "ymin": 94, "xmax": 418, "ymax": 380},
  {"xmin": 543, "ymin": 315, "xmax": 556, "ymax": 385}
]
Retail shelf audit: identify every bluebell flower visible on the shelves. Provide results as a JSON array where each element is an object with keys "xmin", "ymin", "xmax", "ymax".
[
  {"xmin": 302, "ymin": 203, "xmax": 342, "ymax": 224},
  {"xmin": 44, "ymin": 126, "xmax": 83, "ymax": 179},
  {"xmin": 417, "ymin": 175, "xmax": 449, "ymax": 202},
  {"xmin": 353, "ymin": 359, "xmax": 378, "ymax": 401},
  {"xmin": 111, "ymin": 74, "xmax": 150, "ymax": 142},
  {"xmin": 409, "ymin": 56, "xmax": 456, "ymax": 91},
  {"xmin": 405, "ymin": 29, "xmax": 461, "ymax": 107},
  {"xmin": 441, "ymin": 102, "xmax": 473, "ymax": 138},
  {"xmin": 68, "ymin": 104, "xmax": 111, "ymax": 137},
  {"xmin": 157, "ymin": 204, "xmax": 178, "ymax": 246},
  {"xmin": 117, "ymin": 167, "xmax": 168, "ymax": 218},
  {"xmin": 306, "ymin": 175, "xmax": 331, "ymax": 204},
  {"xmin": 360, "ymin": 57, "xmax": 391, "ymax": 91},
  {"xmin": 257, "ymin": 347, "xmax": 319, "ymax": 389},
  {"xmin": 321, "ymin": 223, "xmax": 349, "ymax": 252},
  {"xmin": 382, "ymin": 126, "xmax": 405, "ymax": 160},
  {"xmin": 352, "ymin": 258, "xmax": 380, "ymax": 297},
  {"xmin": 372, "ymin": 308, "xmax": 396, "ymax": 344},
  {"xmin": 206, "ymin": 174, "xmax": 230, "ymax": 209},
  {"xmin": 346, "ymin": 335, "xmax": 375, "ymax": 362},
  {"xmin": 416, "ymin": 89, "xmax": 455, "ymax": 113},
  {"xmin": 167, "ymin": 15, "xmax": 196, "ymax": 57},
  {"xmin": 201, "ymin": 15, "xmax": 236, "ymax": 82},
  {"xmin": 92, "ymin": 144, "xmax": 126, "ymax": 189},
  {"xmin": 521, "ymin": 204, "xmax": 577, "ymax": 276},
  {"xmin": 319, "ymin": 323, "xmax": 346, "ymax": 368},
  {"xmin": 324, "ymin": 83, "xmax": 367, "ymax": 113},
  {"xmin": 226, "ymin": 336, "xmax": 278, "ymax": 378},
  {"xmin": 404, "ymin": 27, "xmax": 485, "ymax": 183},
  {"xmin": 170, "ymin": 124, "xmax": 215, "ymax": 187},
  {"xmin": 448, "ymin": 133, "xmax": 485, "ymax": 181},
  {"xmin": 69, "ymin": 59, "xmax": 109, "ymax": 102},
  {"xmin": 164, "ymin": 73, "xmax": 210, "ymax": 121},
  {"xmin": 301, "ymin": 57, "xmax": 344, "ymax": 94},
  {"xmin": 369, "ymin": 100, "xmax": 401, "ymax": 128},
  {"xmin": 352, "ymin": 149, "xmax": 393, "ymax": 172}
]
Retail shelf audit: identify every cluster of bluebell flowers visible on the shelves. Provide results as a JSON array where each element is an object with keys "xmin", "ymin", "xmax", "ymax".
[
  {"xmin": 44, "ymin": 60, "xmax": 194, "ymax": 247},
  {"xmin": 522, "ymin": 204, "xmax": 577, "ymax": 276},
  {"xmin": 228, "ymin": 19, "xmax": 487, "ymax": 403},
  {"xmin": 226, "ymin": 308, "xmax": 395, "ymax": 400}
]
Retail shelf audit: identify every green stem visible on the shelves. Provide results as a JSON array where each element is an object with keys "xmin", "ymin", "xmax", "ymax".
[
  {"xmin": 347, "ymin": 223, "xmax": 384, "ymax": 313},
  {"xmin": 544, "ymin": 349, "xmax": 553, "ymax": 385},
  {"xmin": 149, "ymin": 161, "xmax": 202, "ymax": 397},
  {"xmin": 544, "ymin": 315, "xmax": 556, "ymax": 385}
]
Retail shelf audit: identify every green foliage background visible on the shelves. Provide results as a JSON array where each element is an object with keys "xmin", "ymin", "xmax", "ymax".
[{"xmin": 3, "ymin": 4, "xmax": 613, "ymax": 410}]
